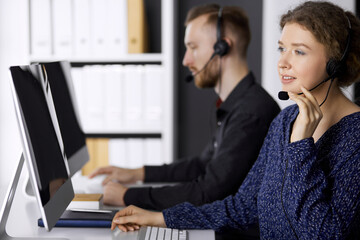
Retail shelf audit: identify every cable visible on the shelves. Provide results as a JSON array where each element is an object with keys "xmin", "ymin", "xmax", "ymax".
[
  {"xmin": 281, "ymin": 157, "xmax": 300, "ymax": 240},
  {"xmin": 319, "ymin": 79, "xmax": 334, "ymax": 107}
]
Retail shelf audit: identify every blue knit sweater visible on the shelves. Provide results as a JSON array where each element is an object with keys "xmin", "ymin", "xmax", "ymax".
[{"xmin": 163, "ymin": 105, "xmax": 360, "ymax": 239}]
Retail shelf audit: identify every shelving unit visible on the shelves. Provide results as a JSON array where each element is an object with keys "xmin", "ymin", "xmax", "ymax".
[
  {"xmin": 29, "ymin": 53, "xmax": 163, "ymax": 64},
  {"xmin": 28, "ymin": 0, "xmax": 176, "ymax": 168}
]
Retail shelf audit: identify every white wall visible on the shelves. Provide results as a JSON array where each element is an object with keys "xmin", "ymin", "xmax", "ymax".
[
  {"xmin": 262, "ymin": 0, "xmax": 355, "ymax": 110},
  {"xmin": 0, "ymin": 0, "xmax": 29, "ymax": 186}
]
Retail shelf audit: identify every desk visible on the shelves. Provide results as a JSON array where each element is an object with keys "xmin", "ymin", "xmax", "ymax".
[{"xmin": 3, "ymin": 174, "xmax": 215, "ymax": 240}]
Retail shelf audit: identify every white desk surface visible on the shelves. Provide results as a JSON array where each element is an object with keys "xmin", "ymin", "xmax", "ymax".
[{"xmin": 2, "ymin": 173, "xmax": 215, "ymax": 240}]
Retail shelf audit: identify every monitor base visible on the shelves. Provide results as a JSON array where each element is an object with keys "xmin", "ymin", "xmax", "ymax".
[{"xmin": 0, "ymin": 154, "xmax": 69, "ymax": 240}]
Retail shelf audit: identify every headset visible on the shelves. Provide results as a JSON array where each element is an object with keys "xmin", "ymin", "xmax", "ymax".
[
  {"xmin": 326, "ymin": 15, "xmax": 352, "ymax": 78},
  {"xmin": 278, "ymin": 15, "xmax": 352, "ymax": 102},
  {"xmin": 213, "ymin": 7, "xmax": 229, "ymax": 57},
  {"xmin": 185, "ymin": 6, "xmax": 230, "ymax": 82}
]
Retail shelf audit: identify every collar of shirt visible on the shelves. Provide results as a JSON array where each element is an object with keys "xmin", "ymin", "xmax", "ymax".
[{"xmin": 216, "ymin": 71, "xmax": 256, "ymax": 122}]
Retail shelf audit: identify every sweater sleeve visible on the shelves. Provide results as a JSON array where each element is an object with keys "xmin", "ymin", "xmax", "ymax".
[
  {"xmin": 162, "ymin": 121, "xmax": 275, "ymax": 231},
  {"xmin": 124, "ymin": 114, "xmax": 269, "ymax": 210},
  {"xmin": 283, "ymin": 137, "xmax": 360, "ymax": 239}
]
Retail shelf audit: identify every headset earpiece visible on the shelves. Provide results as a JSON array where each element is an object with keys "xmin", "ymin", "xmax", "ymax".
[
  {"xmin": 214, "ymin": 39, "xmax": 229, "ymax": 57},
  {"xmin": 325, "ymin": 15, "xmax": 352, "ymax": 78},
  {"xmin": 326, "ymin": 59, "xmax": 341, "ymax": 77},
  {"xmin": 214, "ymin": 7, "xmax": 229, "ymax": 57}
]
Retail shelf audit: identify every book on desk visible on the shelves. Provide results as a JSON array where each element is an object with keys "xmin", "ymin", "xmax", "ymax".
[{"xmin": 67, "ymin": 193, "xmax": 103, "ymax": 209}]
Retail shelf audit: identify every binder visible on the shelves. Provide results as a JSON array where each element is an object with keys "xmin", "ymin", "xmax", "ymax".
[
  {"xmin": 73, "ymin": 0, "xmax": 91, "ymax": 56},
  {"xmin": 91, "ymin": 0, "xmax": 109, "ymax": 55},
  {"xmin": 127, "ymin": 139, "xmax": 144, "ymax": 169},
  {"xmin": 83, "ymin": 66, "xmax": 105, "ymax": 131},
  {"xmin": 107, "ymin": 0, "xmax": 128, "ymax": 55},
  {"xmin": 108, "ymin": 139, "xmax": 127, "ymax": 168},
  {"xmin": 82, "ymin": 138, "xmax": 109, "ymax": 175},
  {"xmin": 70, "ymin": 67, "xmax": 85, "ymax": 128},
  {"xmin": 144, "ymin": 65, "xmax": 163, "ymax": 129},
  {"xmin": 38, "ymin": 210, "xmax": 117, "ymax": 228},
  {"xmin": 104, "ymin": 65, "xmax": 124, "ymax": 131},
  {"xmin": 30, "ymin": 0, "xmax": 52, "ymax": 56},
  {"xmin": 52, "ymin": 0, "xmax": 73, "ymax": 57},
  {"xmin": 127, "ymin": 0, "xmax": 148, "ymax": 53},
  {"xmin": 144, "ymin": 138, "xmax": 163, "ymax": 165},
  {"xmin": 82, "ymin": 138, "xmax": 97, "ymax": 175},
  {"xmin": 123, "ymin": 65, "xmax": 144, "ymax": 129}
]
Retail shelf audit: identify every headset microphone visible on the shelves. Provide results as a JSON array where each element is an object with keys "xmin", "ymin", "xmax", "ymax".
[
  {"xmin": 185, "ymin": 52, "xmax": 217, "ymax": 83},
  {"xmin": 278, "ymin": 91, "xmax": 290, "ymax": 100},
  {"xmin": 277, "ymin": 76, "xmax": 331, "ymax": 100},
  {"xmin": 185, "ymin": 75, "xmax": 194, "ymax": 83}
]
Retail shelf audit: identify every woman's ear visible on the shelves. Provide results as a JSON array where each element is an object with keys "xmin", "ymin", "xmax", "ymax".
[{"xmin": 223, "ymin": 37, "xmax": 232, "ymax": 49}]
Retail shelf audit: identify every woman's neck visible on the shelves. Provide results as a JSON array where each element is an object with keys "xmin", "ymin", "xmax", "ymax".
[{"xmin": 312, "ymin": 83, "xmax": 360, "ymax": 142}]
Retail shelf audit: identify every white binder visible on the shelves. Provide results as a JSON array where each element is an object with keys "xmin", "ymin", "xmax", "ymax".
[
  {"xmin": 124, "ymin": 65, "xmax": 144, "ymax": 129},
  {"xmin": 73, "ymin": 0, "xmax": 91, "ymax": 56},
  {"xmin": 90, "ymin": 0, "xmax": 109, "ymax": 55},
  {"xmin": 144, "ymin": 65, "xmax": 163, "ymax": 129},
  {"xmin": 107, "ymin": 0, "xmax": 128, "ymax": 55},
  {"xmin": 52, "ymin": 0, "xmax": 73, "ymax": 57},
  {"xmin": 70, "ymin": 67, "xmax": 85, "ymax": 128},
  {"xmin": 83, "ymin": 65, "xmax": 105, "ymax": 131},
  {"xmin": 105, "ymin": 65, "xmax": 124, "ymax": 130},
  {"xmin": 30, "ymin": 0, "xmax": 52, "ymax": 56},
  {"xmin": 127, "ymin": 138, "xmax": 144, "ymax": 169},
  {"xmin": 108, "ymin": 138, "xmax": 127, "ymax": 168},
  {"xmin": 144, "ymin": 138, "xmax": 163, "ymax": 165}
]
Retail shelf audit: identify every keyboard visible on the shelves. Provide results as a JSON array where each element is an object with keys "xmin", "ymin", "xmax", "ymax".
[{"xmin": 138, "ymin": 226, "xmax": 188, "ymax": 240}]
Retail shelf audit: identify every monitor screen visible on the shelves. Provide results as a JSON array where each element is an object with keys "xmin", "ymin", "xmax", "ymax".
[
  {"xmin": 9, "ymin": 64, "xmax": 74, "ymax": 230},
  {"xmin": 41, "ymin": 61, "xmax": 89, "ymax": 176}
]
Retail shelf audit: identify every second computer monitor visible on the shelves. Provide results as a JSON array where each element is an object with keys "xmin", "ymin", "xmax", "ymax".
[{"xmin": 41, "ymin": 61, "xmax": 89, "ymax": 176}]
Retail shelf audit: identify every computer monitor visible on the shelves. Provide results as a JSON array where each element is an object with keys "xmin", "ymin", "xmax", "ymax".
[
  {"xmin": 5, "ymin": 64, "xmax": 74, "ymax": 232},
  {"xmin": 41, "ymin": 61, "xmax": 89, "ymax": 176},
  {"xmin": 22, "ymin": 61, "xmax": 89, "ymax": 196}
]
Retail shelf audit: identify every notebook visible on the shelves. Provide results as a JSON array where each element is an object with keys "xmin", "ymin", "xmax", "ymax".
[{"xmin": 38, "ymin": 209, "xmax": 117, "ymax": 228}]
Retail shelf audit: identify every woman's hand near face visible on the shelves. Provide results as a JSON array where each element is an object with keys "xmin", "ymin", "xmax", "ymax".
[
  {"xmin": 289, "ymin": 86, "xmax": 323, "ymax": 143},
  {"xmin": 111, "ymin": 205, "xmax": 166, "ymax": 232}
]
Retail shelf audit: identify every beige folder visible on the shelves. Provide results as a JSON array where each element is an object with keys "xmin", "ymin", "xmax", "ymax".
[{"xmin": 127, "ymin": 0, "xmax": 149, "ymax": 53}]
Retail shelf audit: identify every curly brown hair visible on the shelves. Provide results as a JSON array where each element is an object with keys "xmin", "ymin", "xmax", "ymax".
[
  {"xmin": 185, "ymin": 4, "xmax": 250, "ymax": 59},
  {"xmin": 280, "ymin": 1, "xmax": 360, "ymax": 87}
]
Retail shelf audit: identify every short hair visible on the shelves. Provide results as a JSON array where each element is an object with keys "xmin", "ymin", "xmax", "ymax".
[
  {"xmin": 280, "ymin": 1, "xmax": 360, "ymax": 87},
  {"xmin": 185, "ymin": 3, "xmax": 251, "ymax": 58}
]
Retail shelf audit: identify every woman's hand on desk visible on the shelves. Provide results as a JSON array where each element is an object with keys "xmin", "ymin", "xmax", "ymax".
[
  {"xmin": 89, "ymin": 166, "xmax": 145, "ymax": 185},
  {"xmin": 111, "ymin": 205, "xmax": 166, "ymax": 232}
]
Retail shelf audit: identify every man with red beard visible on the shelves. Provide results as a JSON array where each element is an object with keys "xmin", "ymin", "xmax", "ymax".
[{"xmin": 90, "ymin": 4, "xmax": 279, "ymax": 234}]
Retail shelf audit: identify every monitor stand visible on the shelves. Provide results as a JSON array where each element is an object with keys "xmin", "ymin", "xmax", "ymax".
[
  {"xmin": 24, "ymin": 176, "xmax": 34, "ymax": 197},
  {"xmin": 0, "ymin": 154, "xmax": 68, "ymax": 240}
]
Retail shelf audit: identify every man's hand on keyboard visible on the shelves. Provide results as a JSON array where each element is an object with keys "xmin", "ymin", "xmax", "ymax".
[
  {"xmin": 89, "ymin": 166, "xmax": 145, "ymax": 185},
  {"xmin": 111, "ymin": 205, "xmax": 166, "ymax": 232}
]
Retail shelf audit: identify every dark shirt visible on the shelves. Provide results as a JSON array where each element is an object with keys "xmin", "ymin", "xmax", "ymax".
[{"xmin": 124, "ymin": 72, "xmax": 280, "ymax": 211}]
